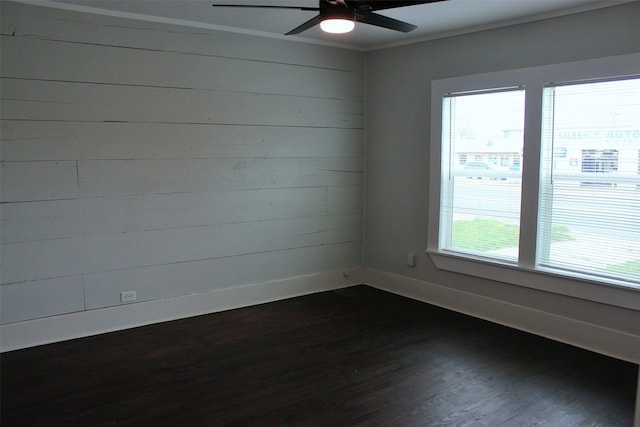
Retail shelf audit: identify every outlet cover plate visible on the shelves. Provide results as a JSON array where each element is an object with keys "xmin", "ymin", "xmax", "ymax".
[{"xmin": 120, "ymin": 291, "xmax": 137, "ymax": 302}]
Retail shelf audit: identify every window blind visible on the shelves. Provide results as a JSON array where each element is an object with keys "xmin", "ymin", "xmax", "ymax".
[{"xmin": 538, "ymin": 77, "xmax": 640, "ymax": 284}]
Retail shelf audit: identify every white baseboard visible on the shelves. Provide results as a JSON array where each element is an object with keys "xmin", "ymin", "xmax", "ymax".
[
  {"xmin": 0, "ymin": 266, "xmax": 363, "ymax": 352},
  {"xmin": 363, "ymin": 267, "xmax": 640, "ymax": 364},
  {"xmin": 4, "ymin": 265, "xmax": 638, "ymax": 365}
]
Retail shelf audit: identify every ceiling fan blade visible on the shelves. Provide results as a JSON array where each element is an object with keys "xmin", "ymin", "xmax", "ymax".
[
  {"xmin": 211, "ymin": 4, "xmax": 319, "ymax": 12},
  {"xmin": 355, "ymin": 12, "xmax": 417, "ymax": 33},
  {"xmin": 285, "ymin": 14, "xmax": 324, "ymax": 35},
  {"xmin": 348, "ymin": 0, "xmax": 446, "ymax": 13}
]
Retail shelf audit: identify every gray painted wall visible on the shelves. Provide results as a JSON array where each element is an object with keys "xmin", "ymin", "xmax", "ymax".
[
  {"xmin": 365, "ymin": 3, "xmax": 640, "ymax": 337},
  {"xmin": 0, "ymin": 1, "xmax": 364, "ymax": 324}
]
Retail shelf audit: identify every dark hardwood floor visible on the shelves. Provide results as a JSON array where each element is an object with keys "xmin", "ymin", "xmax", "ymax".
[{"xmin": 1, "ymin": 285, "xmax": 637, "ymax": 426}]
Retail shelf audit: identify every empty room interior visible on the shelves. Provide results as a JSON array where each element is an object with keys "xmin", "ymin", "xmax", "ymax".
[{"xmin": 1, "ymin": 0, "xmax": 639, "ymax": 425}]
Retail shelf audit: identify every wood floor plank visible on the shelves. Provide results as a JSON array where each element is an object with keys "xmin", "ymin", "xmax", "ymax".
[{"xmin": 1, "ymin": 285, "xmax": 636, "ymax": 426}]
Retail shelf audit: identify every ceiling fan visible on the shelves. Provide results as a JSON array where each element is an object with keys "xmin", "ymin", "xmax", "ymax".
[{"xmin": 211, "ymin": 0, "xmax": 446, "ymax": 35}]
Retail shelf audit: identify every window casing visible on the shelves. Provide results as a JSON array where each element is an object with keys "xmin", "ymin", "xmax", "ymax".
[{"xmin": 428, "ymin": 54, "xmax": 640, "ymax": 310}]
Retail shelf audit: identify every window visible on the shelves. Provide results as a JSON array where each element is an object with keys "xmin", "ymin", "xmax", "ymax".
[
  {"xmin": 428, "ymin": 54, "xmax": 640, "ymax": 308},
  {"xmin": 539, "ymin": 78, "xmax": 640, "ymax": 284},
  {"xmin": 440, "ymin": 88, "xmax": 524, "ymax": 259}
]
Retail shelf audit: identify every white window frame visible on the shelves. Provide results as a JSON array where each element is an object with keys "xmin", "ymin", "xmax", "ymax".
[{"xmin": 427, "ymin": 53, "xmax": 640, "ymax": 310}]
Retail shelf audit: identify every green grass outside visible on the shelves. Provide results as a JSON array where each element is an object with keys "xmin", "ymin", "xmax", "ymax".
[
  {"xmin": 452, "ymin": 218, "xmax": 574, "ymax": 252},
  {"xmin": 452, "ymin": 218, "xmax": 638, "ymax": 281},
  {"xmin": 606, "ymin": 260, "xmax": 640, "ymax": 279}
]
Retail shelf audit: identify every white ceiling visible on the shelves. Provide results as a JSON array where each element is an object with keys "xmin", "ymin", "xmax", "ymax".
[{"xmin": 34, "ymin": 0, "xmax": 630, "ymax": 50}]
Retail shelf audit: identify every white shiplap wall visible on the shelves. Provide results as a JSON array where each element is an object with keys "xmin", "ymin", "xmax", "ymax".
[{"xmin": 0, "ymin": 1, "xmax": 364, "ymax": 326}]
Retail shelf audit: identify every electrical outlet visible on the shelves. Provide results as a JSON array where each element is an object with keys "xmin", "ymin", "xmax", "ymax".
[
  {"xmin": 407, "ymin": 253, "xmax": 416, "ymax": 267},
  {"xmin": 120, "ymin": 291, "xmax": 137, "ymax": 303}
]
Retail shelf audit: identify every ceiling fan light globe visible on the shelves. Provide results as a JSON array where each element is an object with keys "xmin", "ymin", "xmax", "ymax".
[{"xmin": 320, "ymin": 18, "xmax": 355, "ymax": 34}]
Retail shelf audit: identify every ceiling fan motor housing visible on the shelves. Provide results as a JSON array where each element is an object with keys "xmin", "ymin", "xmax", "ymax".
[{"xmin": 320, "ymin": 0, "xmax": 355, "ymax": 20}]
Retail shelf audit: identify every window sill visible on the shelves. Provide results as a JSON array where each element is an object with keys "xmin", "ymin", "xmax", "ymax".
[{"xmin": 426, "ymin": 250, "xmax": 640, "ymax": 311}]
